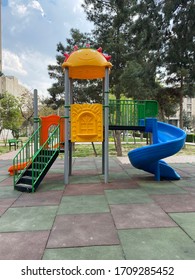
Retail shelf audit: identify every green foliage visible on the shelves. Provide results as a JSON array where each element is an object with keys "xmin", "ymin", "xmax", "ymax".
[
  {"xmin": 120, "ymin": 60, "xmax": 157, "ymax": 100},
  {"xmin": 0, "ymin": 92, "xmax": 23, "ymax": 138},
  {"xmin": 82, "ymin": 0, "xmax": 136, "ymax": 99},
  {"xmin": 46, "ymin": 29, "xmax": 102, "ymax": 108},
  {"xmin": 47, "ymin": 0, "xmax": 195, "ymax": 128}
]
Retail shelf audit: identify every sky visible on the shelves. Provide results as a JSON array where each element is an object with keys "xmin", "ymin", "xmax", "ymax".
[{"xmin": 2, "ymin": 0, "xmax": 93, "ymax": 97}]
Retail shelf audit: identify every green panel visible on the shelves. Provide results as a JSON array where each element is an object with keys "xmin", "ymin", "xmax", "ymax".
[{"xmin": 109, "ymin": 100, "xmax": 158, "ymax": 126}]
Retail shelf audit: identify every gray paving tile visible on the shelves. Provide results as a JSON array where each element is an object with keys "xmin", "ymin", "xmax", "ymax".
[
  {"xmin": 0, "ymin": 231, "xmax": 50, "ymax": 259},
  {"xmin": 43, "ymin": 245, "xmax": 124, "ymax": 260},
  {"xmin": 47, "ymin": 213, "xmax": 119, "ymax": 248},
  {"xmin": 119, "ymin": 228, "xmax": 195, "ymax": 259},
  {"xmin": 111, "ymin": 203, "xmax": 177, "ymax": 229},
  {"xmin": 0, "ymin": 206, "xmax": 57, "ymax": 232},
  {"xmin": 58, "ymin": 195, "xmax": 109, "ymax": 215}
]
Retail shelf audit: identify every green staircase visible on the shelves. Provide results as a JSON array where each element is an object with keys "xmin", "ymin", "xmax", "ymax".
[{"xmin": 13, "ymin": 125, "xmax": 60, "ymax": 193}]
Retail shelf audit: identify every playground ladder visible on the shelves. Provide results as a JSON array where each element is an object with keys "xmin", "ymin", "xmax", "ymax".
[{"xmin": 13, "ymin": 125, "xmax": 60, "ymax": 192}]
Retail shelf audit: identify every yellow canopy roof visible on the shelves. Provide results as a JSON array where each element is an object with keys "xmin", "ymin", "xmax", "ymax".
[{"xmin": 62, "ymin": 48, "xmax": 112, "ymax": 80}]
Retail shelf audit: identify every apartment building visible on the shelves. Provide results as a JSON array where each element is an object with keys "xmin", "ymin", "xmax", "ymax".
[
  {"xmin": 169, "ymin": 96, "xmax": 195, "ymax": 130},
  {"xmin": 0, "ymin": 75, "xmax": 28, "ymax": 97}
]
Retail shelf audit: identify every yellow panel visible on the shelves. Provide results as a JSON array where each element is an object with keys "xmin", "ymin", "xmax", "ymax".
[{"xmin": 71, "ymin": 104, "xmax": 103, "ymax": 142}]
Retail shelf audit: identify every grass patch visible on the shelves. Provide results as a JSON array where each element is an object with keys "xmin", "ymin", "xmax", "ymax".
[
  {"xmin": 72, "ymin": 142, "xmax": 147, "ymax": 157},
  {"xmin": 71, "ymin": 143, "xmax": 195, "ymax": 157},
  {"xmin": 0, "ymin": 145, "xmax": 10, "ymax": 155}
]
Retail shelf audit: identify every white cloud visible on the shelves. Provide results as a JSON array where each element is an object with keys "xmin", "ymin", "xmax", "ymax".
[
  {"xmin": 9, "ymin": 0, "xmax": 46, "ymax": 18},
  {"xmin": 3, "ymin": 0, "xmax": 93, "ymax": 97},
  {"xmin": 3, "ymin": 48, "xmax": 56, "ymax": 96},
  {"xmin": 28, "ymin": 0, "xmax": 45, "ymax": 17},
  {"xmin": 3, "ymin": 49, "xmax": 27, "ymax": 76}
]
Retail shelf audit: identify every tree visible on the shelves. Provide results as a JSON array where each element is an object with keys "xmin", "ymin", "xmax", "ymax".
[
  {"xmin": 162, "ymin": 0, "xmax": 195, "ymax": 128},
  {"xmin": 46, "ymin": 28, "xmax": 102, "ymax": 108},
  {"xmin": 120, "ymin": 60, "xmax": 158, "ymax": 100},
  {"xmin": 82, "ymin": 0, "xmax": 135, "ymax": 99},
  {"xmin": 120, "ymin": 0, "xmax": 165, "ymax": 100},
  {"xmin": 82, "ymin": 0, "xmax": 136, "ymax": 155},
  {"xmin": 156, "ymin": 87, "xmax": 180, "ymax": 121},
  {"xmin": 19, "ymin": 90, "xmax": 34, "ymax": 136},
  {"xmin": 0, "ymin": 92, "xmax": 23, "ymax": 143}
]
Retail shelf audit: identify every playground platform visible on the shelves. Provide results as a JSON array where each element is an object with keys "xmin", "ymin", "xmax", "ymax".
[{"xmin": 1, "ymin": 154, "xmax": 195, "ymax": 260}]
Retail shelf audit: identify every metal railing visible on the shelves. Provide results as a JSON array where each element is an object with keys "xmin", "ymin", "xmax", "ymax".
[
  {"xmin": 13, "ymin": 125, "xmax": 41, "ymax": 187},
  {"xmin": 109, "ymin": 100, "xmax": 158, "ymax": 126},
  {"xmin": 13, "ymin": 124, "xmax": 60, "ymax": 192},
  {"xmin": 30, "ymin": 125, "xmax": 60, "ymax": 191}
]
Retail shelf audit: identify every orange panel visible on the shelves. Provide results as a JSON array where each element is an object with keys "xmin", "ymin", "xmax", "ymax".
[
  {"xmin": 71, "ymin": 104, "xmax": 103, "ymax": 142},
  {"xmin": 40, "ymin": 115, "xmax": 65, "ymax": 146}
]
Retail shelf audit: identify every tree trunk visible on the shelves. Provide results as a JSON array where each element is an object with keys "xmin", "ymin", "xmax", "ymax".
[
  {"xmin": 179, "ymin": 92, "xmax": 183, "ymax": 129},
  {"xmin": 115, "ymin": 130, "xmax": 122, "ymax": 156},
  {"xmin": 179, "ymin": 75, "xmax": 184, "ymax": 129}
]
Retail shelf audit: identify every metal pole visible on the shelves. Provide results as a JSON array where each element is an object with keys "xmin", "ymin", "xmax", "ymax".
[
  {"xmin": 64, "ymin": 68, "xmax": 70, "ymax": 184},
  {"xmin": 69, "ymin": 79, "xmax": 73, "ymax": 176},
  {"xmin": 104, "ymin": 68, "xmax": 109, "ymax": 183},
  {"xmin": 33, "ymin": 89, "xmax": 39, "ymax": 153}
]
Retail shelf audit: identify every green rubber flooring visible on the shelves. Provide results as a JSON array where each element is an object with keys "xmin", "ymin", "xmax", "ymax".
[{"xmin": 0, "ymin": 157, "xmax": 195, "ymax": 260}]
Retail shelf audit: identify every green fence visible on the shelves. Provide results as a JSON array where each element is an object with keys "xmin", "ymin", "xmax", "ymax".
[{"xmin": 109, "ymin": 100, "xmax": 158, "ymax": 126}]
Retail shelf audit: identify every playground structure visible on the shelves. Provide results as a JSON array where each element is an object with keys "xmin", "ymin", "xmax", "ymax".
[{"xmin": 10, "ymin": 47, "xmax": 186, "ymax": 193}]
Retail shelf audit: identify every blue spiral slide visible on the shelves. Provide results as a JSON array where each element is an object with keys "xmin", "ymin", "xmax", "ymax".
[{"xmin": 128, "ymin": 118, "xmax": 186, "ymax": 180}]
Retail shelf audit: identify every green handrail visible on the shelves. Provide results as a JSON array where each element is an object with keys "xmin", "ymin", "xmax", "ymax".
[
  {"xmin": 13, "ymin": 125, "xmax": 41, "ymax": 187},
  {"xmin": 30, "ymin": 125, "xmax": 60, "ymax": 192},
  {"xmin": 13, "ymin": 124, "xmax": 60, "ymax": 192}
]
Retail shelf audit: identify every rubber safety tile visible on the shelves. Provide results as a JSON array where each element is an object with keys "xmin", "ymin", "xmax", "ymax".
[
  {"xmin": 151, "ymin": 194, "xmax": 195, "ymax": 212},
  {"xmin": 107, "ymin": 171, "xmax": 130, "ymax": 181},
  {"xmin": 0, "ymin": 186, "xmax": 21, "ymax": 199},
  {"xmin": 169, "ymin": 212, "xmax": 195, "ymax": 241},
  {"xmin": 64, "ymin": 183, "xmax": 104, "ymax": 196},
  {"xmin": 173, "ymin": 179, "xmax": 195, "ymax": 188},
  {"xmin": 69, "ymin": 175, "xmax": 102, "ymax": 184},
  {"xmin": 0, "ymin": 177, "xmax": 13, "ymax": 187},
  {"xmin": 43, "ymin": 245, "xmax": 125, "ymax": 260},
  {"xmin": 57, "ymin": 195, "xmax": 109, "ymax": 215},
  {"xmin": 11, "ymin": 190, "xmax": 64, "ymax": 207},
  {"xmin": 118, "ymin": 227, "xmax": 195, "ymax": 260},
  {"xmin": 105, "ymin": 189, "xmax": 153, "ymax": 204},
  {"xmin": 41, "ymin": 174, "xmax": 64, "ymax": 183},
  {"xmin": 38, "ymin": 180, "xmax": 65, "ymax": 192},
  {"xmin": 110, "ymin": 203, "xmax": 177, "ymax": 229},
  {"xmin": 0, "ymin": 206, "xmax": 58, "ymax": 232},
  {"xmin": 0, "ymin": 231, "xmax": 50, "ymax": 260},
  {"xmin": 103, "ymin": 180, "xmax": 140, "ymax": 190},
  {"xmin": 0, "ymin": 176, "xmax": 9, "ymax": 183},
  {"xmin": 0, "ymin": 198, "xmax": 18, "ymax": 216},
  {"xmin": 138, "ymin": 182, "xmax": 186, "ymax": 195},
  {"xmin": 47, "ymin": 213, "xmax": 119, "ymax": 248}
]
